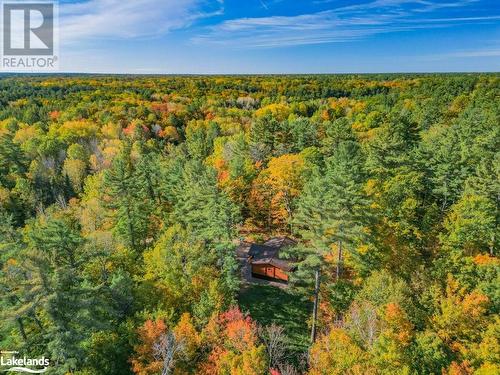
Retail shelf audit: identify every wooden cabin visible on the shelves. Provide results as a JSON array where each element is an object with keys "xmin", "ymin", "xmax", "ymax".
[
  {"xmin": 251, "ymin": 258, "xmax": 294, "ymax": 282},
  {"xmin": 248, "ymin": 237, "xmax": 296, "ymax": 283}
]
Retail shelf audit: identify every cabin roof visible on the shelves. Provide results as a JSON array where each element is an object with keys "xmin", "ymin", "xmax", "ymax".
[
  {"xmin": 263, "ymin": 236, "xmax": 297, "ymax": 249},
  {"xmin": 248, "ymin": 237, "xmax": 297, "ymax": 258},
  {"xmin": 248, "ymin": 244, "xmax": 279, "ymax": 259}
]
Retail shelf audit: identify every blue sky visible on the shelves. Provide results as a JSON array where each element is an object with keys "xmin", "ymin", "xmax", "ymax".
[{"xmin": 57, "ymin": 0, "xmax": 500, "ymax": 73}]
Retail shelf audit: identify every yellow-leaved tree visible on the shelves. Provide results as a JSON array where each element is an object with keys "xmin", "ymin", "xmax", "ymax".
[{"xmin": 249, "ymin": 153, "xmax": 307, "ymax": 231}]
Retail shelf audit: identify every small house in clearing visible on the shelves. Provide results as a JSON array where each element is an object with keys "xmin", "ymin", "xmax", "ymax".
[{"xmin": 248, "ymin": 237, "xmax": 296, "ymax": 283}]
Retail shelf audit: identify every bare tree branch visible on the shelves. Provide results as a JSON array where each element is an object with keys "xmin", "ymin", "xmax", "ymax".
[
  {"xmin": 153, "ymin": 331, "xmax": 185, "ymax": 375},
  {"xmin": 259, "ymin": 323, "xmax": 288, "ymax": 369}
]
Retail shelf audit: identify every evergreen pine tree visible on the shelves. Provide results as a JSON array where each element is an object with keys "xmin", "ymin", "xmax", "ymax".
[
  {"xmin": 103, "ymin": 143, "xmax": 151, "ymax": 252},
  {"xmin": 292, "ymin": 141, "xmax": 372, "ymax": 340}
]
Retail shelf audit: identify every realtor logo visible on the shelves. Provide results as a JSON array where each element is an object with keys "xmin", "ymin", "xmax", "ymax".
[
  {"xmin": 0, "ymin": 351, "xmax": 49, "ymax": 373},
  {"xmin": 3, "ymin": 2, "xmax": 53, "ymax": 55},
  {"xmin": 1, "ymin": 1, "xmax": 58, "ymax": 70}
]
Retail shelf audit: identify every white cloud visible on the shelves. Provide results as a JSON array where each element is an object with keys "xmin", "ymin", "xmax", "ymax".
[
  {"xmin": 315, "ymin": 0, "xmax": 479, "ymax": 12},
  {"xmin": 59, "ymin": 0, "xmax": 223, "ymax": 45},
  {"xmin": 422, "ymin": 48, "xmax": 500, "ymax": 60},
  {"xmin": 194, "ymin": 0, "xmax": 496, "ymax": 47}
]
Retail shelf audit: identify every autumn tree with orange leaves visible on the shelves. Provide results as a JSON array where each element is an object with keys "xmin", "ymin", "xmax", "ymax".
[{"xmin": 200, "ymin": 307, "xmax": 268, "ymax": 375}]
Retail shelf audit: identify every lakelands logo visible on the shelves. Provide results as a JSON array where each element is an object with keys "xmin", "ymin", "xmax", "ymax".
[
  {"xmin": 0, "ymin": 351, "xmax": 49, "ymax": 373},
  {"xmin": 1, "ymin": 0, "xmax": 59, "ymax": 71}
]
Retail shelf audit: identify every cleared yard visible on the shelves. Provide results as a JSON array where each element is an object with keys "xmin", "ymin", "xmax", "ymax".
[{"xmin": 238, "ymin": 284, "xmax": 312, "ymax": 354}]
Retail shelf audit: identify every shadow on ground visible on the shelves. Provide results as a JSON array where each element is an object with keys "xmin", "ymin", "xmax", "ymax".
[{"xmin": 238, "ymin": 284, "xmax": 312, "ymax": 354}]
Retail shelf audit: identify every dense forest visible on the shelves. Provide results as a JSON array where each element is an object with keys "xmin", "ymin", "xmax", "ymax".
[{"xmin": 0, "ymin": 74, "xmax": 498, "ymax": 375}]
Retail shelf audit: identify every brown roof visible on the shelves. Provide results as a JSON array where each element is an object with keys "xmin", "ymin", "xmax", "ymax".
[
  {"xmin": 263, "ymin": 236, "xmax": 297, "ymax": 249},
  {"xmin": 248, "ymin": 244, "xmax": 279, "ymax": 259}
]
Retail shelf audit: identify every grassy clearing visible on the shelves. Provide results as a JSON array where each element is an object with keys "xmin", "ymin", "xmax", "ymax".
[{"xmin": 238, "ymin": 284, "xmax": 312, "ymax": 354}]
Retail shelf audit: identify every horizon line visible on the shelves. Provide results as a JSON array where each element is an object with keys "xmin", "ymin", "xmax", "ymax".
[{"xmin": 0, "ymin": 71, "xmax": 499, "ymax": 76}]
